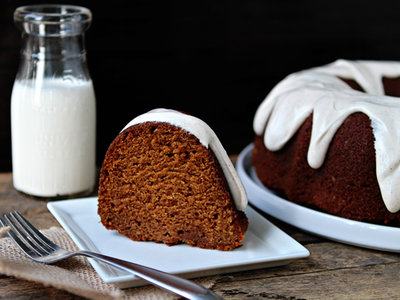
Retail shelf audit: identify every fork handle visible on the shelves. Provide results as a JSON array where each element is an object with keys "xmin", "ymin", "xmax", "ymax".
[{"xmin": 77, "ymin": 250, "xmax": 222, "ymax": 300}]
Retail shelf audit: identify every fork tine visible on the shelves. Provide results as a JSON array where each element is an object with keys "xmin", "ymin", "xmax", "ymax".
[
  {"xmin": 0, "ymin": 216, "xmax": 43, "ymax": 258},
  {"xmin": 4, "ymin": 212, "xmax": 54, "ymax": 257},
  {"xmin": 9, "ymin": 211, "xmax": 58, "ymax": 253},
  {"xmin": 4, "ymin": 213, "xmax": 47, "ymax": 256}
]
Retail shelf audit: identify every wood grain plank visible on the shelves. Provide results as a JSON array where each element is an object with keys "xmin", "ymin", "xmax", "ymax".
[{"xmin": 214, "ymin": 262, "xmax": 400, "ymax": 299}]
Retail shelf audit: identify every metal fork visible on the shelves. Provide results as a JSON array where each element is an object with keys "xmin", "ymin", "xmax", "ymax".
[{"xmin": 0, "ymin": 211, "xmax": 223, "ymax": 300}]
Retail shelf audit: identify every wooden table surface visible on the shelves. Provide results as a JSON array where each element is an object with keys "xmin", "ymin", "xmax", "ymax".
[{"xmin": 1, "ymin": 171, "xmax": 400, "ymax": 299}]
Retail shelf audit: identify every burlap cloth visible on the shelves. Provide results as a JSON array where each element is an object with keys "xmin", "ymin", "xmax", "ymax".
[{"xmin": 0, "ymin": 227, "xmax": 217, "ymax": 299}]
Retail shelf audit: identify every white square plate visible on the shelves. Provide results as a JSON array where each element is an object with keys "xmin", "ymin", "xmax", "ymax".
[{"xmin": 47, "ymin": 197, "xmax": 309, "ymax": 288}]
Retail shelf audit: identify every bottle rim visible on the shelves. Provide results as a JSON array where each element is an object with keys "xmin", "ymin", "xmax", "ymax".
[
  {"xmin": 14, "ymin": 4, "xmax": 92, "ymax": 26},
  {"xmin": 14, "ymin": 5, "xmax": 92, "ymax": 36}
]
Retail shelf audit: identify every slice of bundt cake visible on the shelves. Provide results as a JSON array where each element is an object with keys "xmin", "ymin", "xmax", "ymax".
[{"xmin": 98, "ymin": 109, "xmax": 248, "ymax": 250}]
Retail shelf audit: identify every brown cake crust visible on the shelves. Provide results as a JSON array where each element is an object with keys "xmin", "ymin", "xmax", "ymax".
[
  {"xmin": 98, "ymin": 121, "xmax": 248, "ymax": 250},
  {"xmin": 253, "ymin": 112, "xmax": 400, "ymax": 226},
  {"xmin": 252, "ymin": 75, "xmax": 400, "ymax": 226}
]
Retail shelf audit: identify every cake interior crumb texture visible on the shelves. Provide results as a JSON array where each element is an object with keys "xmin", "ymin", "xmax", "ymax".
[{"xmin": 98, "ymin": 122, "xmax": 248, "ymax": 251}]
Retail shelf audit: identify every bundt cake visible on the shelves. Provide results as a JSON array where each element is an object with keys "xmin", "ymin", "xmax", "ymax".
[
  {"xmin": 98, "ymin": 108, "xmax": 248, "ymax": 250},
  {"xmin": 252, "ymin": 59, "xmax": 400, "ymax": 226}
]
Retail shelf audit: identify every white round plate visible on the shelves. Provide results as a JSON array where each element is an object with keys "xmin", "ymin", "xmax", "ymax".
[{"xmin": 237, "ymin": 143, "xmax": 400, "ymax": 252}]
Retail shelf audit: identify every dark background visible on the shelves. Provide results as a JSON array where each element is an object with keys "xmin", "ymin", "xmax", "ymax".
[{"xmin": 2, "ymin": 0, "xmax": 400, "ymax": 171}]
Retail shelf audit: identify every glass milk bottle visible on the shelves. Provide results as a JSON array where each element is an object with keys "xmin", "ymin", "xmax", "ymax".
[{"xmin": 11, "ymin": 5, "xmax": 96, "ymax": 198}]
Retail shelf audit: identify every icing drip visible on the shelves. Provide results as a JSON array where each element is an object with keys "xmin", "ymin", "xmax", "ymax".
[
  {"xmin": 254, "ymin": 59, "xmax": 400, "ymax": 213},
  {"xmin": 123, "ymin": 108, "xmax": 248, "ymax": 211}
]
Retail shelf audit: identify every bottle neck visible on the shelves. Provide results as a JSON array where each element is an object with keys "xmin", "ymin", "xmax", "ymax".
[
  {"xmin": 21, "ymin": 32, "xmax": 86, "ymax": 59},
  {"xmin": 16, "ymin": 33, "xmax": 90, "ymax": 81}
]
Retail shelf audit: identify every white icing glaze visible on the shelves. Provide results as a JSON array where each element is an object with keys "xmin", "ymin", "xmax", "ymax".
[
  {"xmin": 123, "ymin": 108, "xmax": 248, "ymax": 211},
  {"xmin": 254, "ymin": 59, "xmax": 400, "ymax": 213}
]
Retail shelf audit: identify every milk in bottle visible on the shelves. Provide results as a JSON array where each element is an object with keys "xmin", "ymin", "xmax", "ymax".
[{"xmin": 11, "ymin": 5, "xmax": 96, "ymax": 198}]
